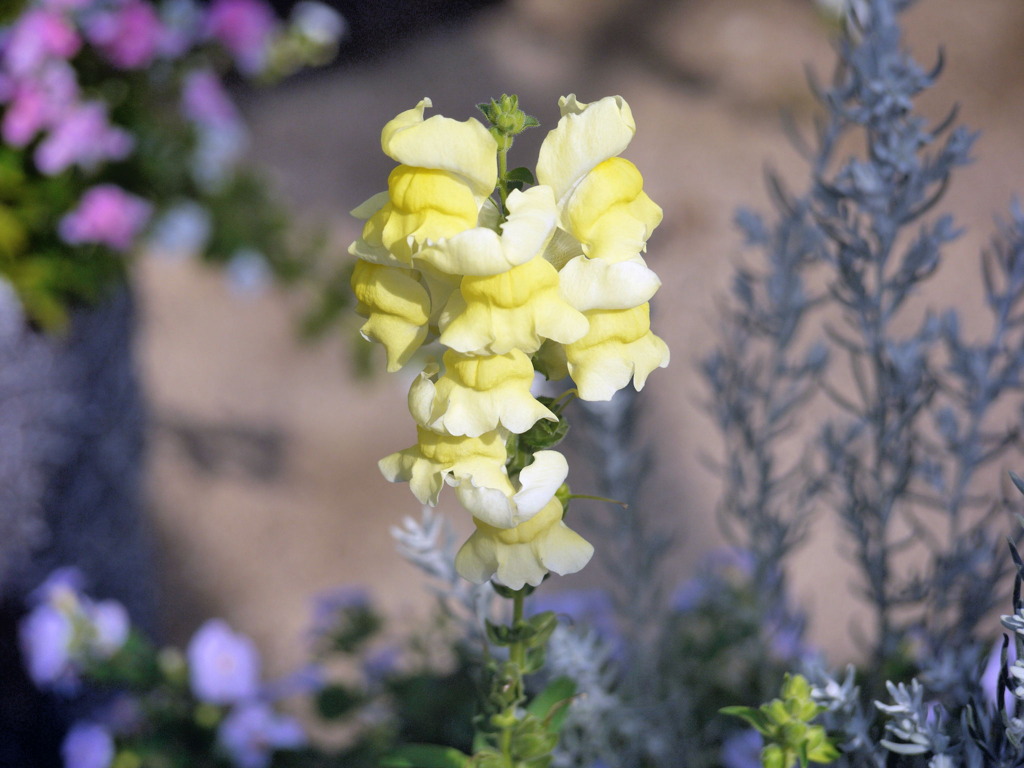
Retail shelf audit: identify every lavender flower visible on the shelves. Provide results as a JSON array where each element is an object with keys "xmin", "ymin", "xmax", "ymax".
[
  {"xmin": 187, "ymin": 619, "xmax": 261, "ymax": 705},
  {"xmin": 61, "ymin": 721, "xmax": 115, "ymax": 768},
  {"xmin": 18, "ymin": 567, "xmax": 130, "ymax": 692},
  {"xmin": 217, "ymin": 701, "xmax": 305, "ymax": 768}
]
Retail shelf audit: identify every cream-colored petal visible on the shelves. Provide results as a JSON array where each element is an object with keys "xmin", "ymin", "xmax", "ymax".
[
  {"xmin": 381, "ymin": 99, "xmax": 497, "ymax": 197},
  {"xmin": 416, "ymin": 186, "xmax": 557, "ymax": 277},
  {"xmin": 559, "ymin": 254, "xmax": 661, "ymax": 311},
  {"xmin": 563, "ymin": 157, "xmax": 663, "ymax": 262},
  {"xmin": 407, "ymin": 361, "xmax": 441, "ymax": 427},
  {"xmin": 351, "ymin": 261, "xmax": 431, "ymax": 372},
  {"xmin": 535, "ymin": 521, "xmax": 594, "ymax": 576},
  {"xmin": 350, "ymin": 191, "xmax": 390, "ymax": 220},
  {"xmin": 536, "ymin": 95, "xmax": 636, "ymax": 207},
  {"xmin": 454, "ymin": 529, "xmax": 498, "ymax": 584},
  {"xmin": 566, "ymin": 305, "xmax": 670, "ymax": 401},
  {"xmin": 512, "ymin": 451, "xmax": 569, "ymax": 517},
  {"xmin": 440, "ymin": 256, "xmax": 589, "ymax": 355},
  {"xmin": 378, "ymin": 448, "xmax": 446, "ymax": 505},
  {"xmin": 495, "ymin": 543, "xmax": 550, "ymax": 589}
]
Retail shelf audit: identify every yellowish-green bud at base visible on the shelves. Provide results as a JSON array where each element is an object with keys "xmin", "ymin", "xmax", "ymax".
[
  {"xmin": 565, "ymin": 304, "xmax": 669, "ymax": 401},
  {"xmin": 351, "ymin": 260, "xmax": 431, "ymax": 372},
  {"xmin": 194, "ymin": 702, "xmax": 222, "ymax": 729},
  {"xmin": 157, "ymin": 647, "xmax": 187, "ymax": 686}
]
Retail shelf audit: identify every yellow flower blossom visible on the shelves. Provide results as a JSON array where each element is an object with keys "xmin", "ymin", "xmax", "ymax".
[
  {"xmin": 565, "ymin": 303, "xmax": 670, "ymax": 401},
  {"xmin": 536, "ymin": 95, "xmax": 662, "ymax": 263},
  {"xmin": 439, "ymin": 255, "xmax": 589, "ymax": 355},
  {"xmin": 408, "ymin": 349, "xmax": 556, "ymax": 437},
  {"xmin": 351, "ymin": 260, "xmax": 431, "ymax": 372},
  {"xmin": 349, "ymin": 98, "xmax": 498, "ymax": 264},
  {"xmin": 454, "ymin": 497, "xmax": 594, "ymax": 589},
  {"xmin": 456, "ymin": 449, "xmax": 569, "ymax": 529},
  {"xmin": 379, "ymin": 427, "xmax": 507, "ymax": 509},
  {"xmin": 416, "ymin": 186, "xmax": 558, "ymax": 277}
]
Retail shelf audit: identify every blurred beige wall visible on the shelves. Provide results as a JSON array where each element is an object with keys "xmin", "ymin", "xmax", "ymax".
[{"xmin": 137, "ymin": 0, "xmax": 1024, "ymax": 675}]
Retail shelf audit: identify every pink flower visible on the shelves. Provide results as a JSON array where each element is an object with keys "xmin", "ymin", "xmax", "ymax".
[
  {"xmin": 1, "ymin": 60, "xmax": 79, "ymax": 146},
  {"xmin": 84, "ymin": 0, "xmax": 164, "ymax": 69},
  {"xmin": 34, "ymin": 101, "xmax": 133, "ymax": 175},
  {"xmin": 4, "ymin": 9, "xmax": 81, "ymax": 76},
  {"xmin": 205, "ymin": 0, "xmax": 277, "ymax": 74},
  {"xmin": 182, "ymin": 68, "xmax": 239, "ymax": 127},
  {"xmin": 187, "ymin": 619, "xmax": 261, "ymax": 705},
  {"xmin": 59, "ymin": 184, "xmax": 152, "ymax": 252}
]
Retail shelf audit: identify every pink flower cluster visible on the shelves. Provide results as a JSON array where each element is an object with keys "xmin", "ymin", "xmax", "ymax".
[
  {"xmin": 0, "ymin": 0, "xmax": 288, "ymax": 254},
  {"xmin": 59, "ymin": 184, "xmax": 152, "ymax": 252}
]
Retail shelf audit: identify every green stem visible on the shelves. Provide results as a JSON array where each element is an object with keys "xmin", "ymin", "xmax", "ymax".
[
  {"xmin": 499, "ymin": 589, "xmax": 527, "ymax": 767},
  {"xmin": 497, "ymin": 142, "xmax": 510, "ymax": 218},
  {"xmin": 569, "ymin": 493, "xmax": 629, "ymax": 508}
]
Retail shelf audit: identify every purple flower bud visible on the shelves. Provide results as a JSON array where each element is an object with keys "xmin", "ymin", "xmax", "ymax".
[
  {"xmin": 84, "ymin": 0, "xmax": 164, "ymax": 70},
  {"xmin": 62, "ymin": 721, "xmax": 115, "ymax": 768},
  {"xmin": 19, "ymin": 603, "xmax": 77, "ymax": 691},
  {"xmin": 34, "ymin": 101, "xmax": 133, "ymax": 175},
  {"xmin": 59, "ymin": 184, "xmax": 152, "ymax": 252},
  {"xmin": 204, "ymin": 0, "xmax": 277, "ymax": 75},
  {"xmin": 187, "ymin": 619, "xmax": 261, "ymax": 705},
  {"xmin": 182, "ymin": 68, "xmax": 240, "ymax": 128},
  {"xmin": 218, "ymin": 701, "xmax": 305, "ymax": 768},
  {"xmin": 4, "ymin": 9, "xmax": 81, "ymax": 76}
]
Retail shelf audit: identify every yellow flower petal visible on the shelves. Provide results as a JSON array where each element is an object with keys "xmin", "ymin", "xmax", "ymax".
[
  {"xmin": 565, "ymin": 303, "xmax": 670, "ymax": 401},
  {"xmin": 416, "ymin": 186, "xmax": 558, "ymax": 276},
  {"xmin": 351, "ymin": 260, "xmax": 431, "ymax": 372},
  {"xmin": 408, "ymin": 349, "xmax": 556, "ymax": 437},
  {"xmin": 536, "ymin": 95, "xmax": 636, "ymax": 208},
  {"xmin": 454, "ymin": 498, "xmax": 594, "ymax": 588},
  {"xmin": 453, "ymin": 450, "xmax": 568, "ymax": 529},
  {"xmin": 439, "ymin": 255, "xmax": 589, "ymax": 355},
  {"xmin": 381, "ymin": 98, "xmax": 497, "ymax": 197},
  {"xmin": 564, "ymin": 157, "xmax": 662, "ymax": 262},
  {"xmin": 380, "ymin": 165, "xmax": 481, "ymax": 262},
  {"xmin": 559, "ymin": 253, "xmax": 661, "ymax": 311},
  {"xmin": 378, "ymin": 427, "xmax": 507, "ymax": 506}
]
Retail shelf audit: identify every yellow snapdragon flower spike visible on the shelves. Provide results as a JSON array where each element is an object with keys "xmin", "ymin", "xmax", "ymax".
[
  {"xmin": 454, "ymin": 497, "xmax": 594, "ymax": 589},
  {"xmin": 379, "ymin": 426, "xmax": 507, "ymax": 509},
  {"xmin": 351, "ymin": 260, "xmax": 431, "ymax": 372},
  {"xmin": 565, "ymin": 303, "xmax": 670, "ymax": 401},
  {"xmin": 408, "ymin": 350, "xmax": 556, "ymax": 437},
  {"xmin": 440, "ymin": 255, "xmax": 589, "ymax": 355}
]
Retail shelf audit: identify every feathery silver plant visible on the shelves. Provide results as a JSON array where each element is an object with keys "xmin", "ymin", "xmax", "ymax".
[{"xmin": 709, "ymin": 0, "xmax": 1024, "ymax": 699}]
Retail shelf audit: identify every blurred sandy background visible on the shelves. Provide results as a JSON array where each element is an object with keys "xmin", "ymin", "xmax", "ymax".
[{"xmin": 136, "ymin": 0, "xmax": 1024, "ymax": 675}]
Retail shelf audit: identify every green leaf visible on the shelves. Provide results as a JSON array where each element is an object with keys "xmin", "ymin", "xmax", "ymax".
[
  {"xmin": 720, "ymin": 705, "xmax": 770, "ymax": 733},
  {"xmin": 526, "ymin": 676, "xmax": 575, "ymax": 733},
  {"xmin": 505, "ymin": 167, "xmax": 536, "ymax": 186},
  {"xmin": 316, "ymin": 684, "xmax": 362, "ymax": 719},
  {"xmin": 380, "ymin": 744, "xmax": 471, "ymax": 768}
]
